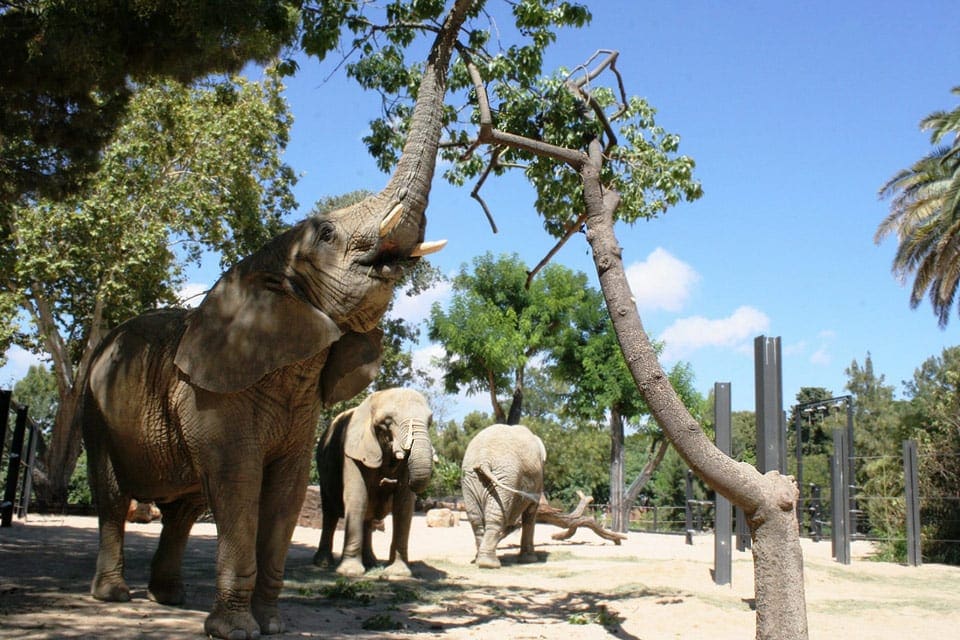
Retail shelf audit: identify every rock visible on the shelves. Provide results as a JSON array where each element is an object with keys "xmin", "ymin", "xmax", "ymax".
[
  {"xmin": 126, "ymin": 499, "xmax": 160, "ymax": 523},
  {"xmin": 426, "ymin": 507, "xmax": 458, "ymax": 527}
]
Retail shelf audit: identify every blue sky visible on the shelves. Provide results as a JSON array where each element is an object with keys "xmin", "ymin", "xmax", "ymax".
[{"xmin": 4, "ymin": 1, "xmax": 960, "ymax": 421}]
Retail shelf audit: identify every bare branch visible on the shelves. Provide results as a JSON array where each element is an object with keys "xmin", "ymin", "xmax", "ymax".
[
  {"xmin": 525, "ymin": 211, "xmax": 587, "ymax": 288},
  {"xmin": 469, "ymin": 146, "xmax": 503, "ymax": 233},
  {"xmin": 465, "ymin": 59, "xmax": 587, "ymax": 169}
]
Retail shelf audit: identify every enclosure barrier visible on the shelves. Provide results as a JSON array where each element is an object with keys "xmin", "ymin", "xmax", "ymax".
[{"xmin": 0, "ymin": 389, "xmax": 38, "ymax": 527}]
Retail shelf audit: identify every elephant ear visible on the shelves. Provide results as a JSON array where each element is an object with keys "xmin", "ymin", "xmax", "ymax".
[
  {"xmin": 320, "ymin": 328, "xmax": 383, "ymax": 407},
  {"xmin": 343, "ymin": 399, "xmax": 383, "ymax": 468},
  {"xmin": 174, "ymin": 270, "xmax": 343, "ymax": 393}
]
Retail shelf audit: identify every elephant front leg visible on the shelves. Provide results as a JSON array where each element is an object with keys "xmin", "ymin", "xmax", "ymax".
[
  {"xmin": 251, "ymin": 452, "xmax": 313, "ymax": 635},
  {"xmin": 517, "ymin": 502, "xmax": 539, "ymax": 564},
  {"xmin": 337, "ymin": 460, "xmax": 368, "ymax": 577},
  {"xmin": 383, "ymin": 488, "xmax": 414, "ymax": 577},
  {"xmin": 149, "ymin": 496, "xmax": 207, "ymax": 604},
  {"xmin": 201, "ymin": 464, "xmax": 263, "ymax": 640}
]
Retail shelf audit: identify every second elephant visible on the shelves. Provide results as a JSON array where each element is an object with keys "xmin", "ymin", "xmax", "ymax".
[
  {"xmin": 314, "ymin": 388, "xmax": 433, "ymax": 577},
  {"xmin": 461, "ymin": 423, "xmax": 546, "ymax": 568}
]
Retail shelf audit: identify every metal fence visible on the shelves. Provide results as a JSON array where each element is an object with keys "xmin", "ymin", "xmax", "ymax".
[{"xmin": 0, "ymin": 389, "xmax": 40, "ymax": 526}]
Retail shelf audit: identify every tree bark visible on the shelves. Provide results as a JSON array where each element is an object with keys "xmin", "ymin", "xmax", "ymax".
[
  {"xmin": 623, "ymin": 437, "xmax": 670, "ymax": 511},
  {"xmin": 579, "ymin": 138, "xmax": 807, "ymax": 639}
]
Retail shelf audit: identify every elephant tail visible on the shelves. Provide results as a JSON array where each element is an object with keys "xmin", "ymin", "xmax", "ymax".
[{"xmin": 474, "ymin": 462, "xmax": 541, "ymax": 504}]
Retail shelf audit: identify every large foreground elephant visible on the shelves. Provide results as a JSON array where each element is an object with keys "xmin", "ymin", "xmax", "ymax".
[
  {"xmin": 314, "ymin": 388, "xmax": 433, "ymax": 577},
  {"xmin": 461, "ymin": 423, "xmax": 546, "ymax": 568},
  {"xmin": 80, "ymin": 199, "xmax": 443, "ymax": 639}
]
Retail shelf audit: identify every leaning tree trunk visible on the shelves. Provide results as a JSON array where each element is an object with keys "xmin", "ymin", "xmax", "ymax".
[
  {"xmin": 466, "ymin": 63, "xmax": 808, "ymax": 639},
  {"xmin": 579, "ymin": 138, "xmax": 807, "ymax": 639}
]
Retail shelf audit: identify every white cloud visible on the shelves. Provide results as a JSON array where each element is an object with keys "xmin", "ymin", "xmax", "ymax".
[
  {"xmin": 388, "ymin": 279, "xmax": 452, "ymax": 325},
  {"xmin": 625, "ymin": 248, "xmax": 700, "ymax": 313},
  {"xmin": 0, "ymin": 345, "xmax": 48, "ymax": 386},
  {"xmin": 809, "ymin": 347, "xmax": 831, "ymax": 366},
  {"xmin": 177, "ymin": 282, "xmax": 209, "ymax": 308},
  {"xmin": 660, "ymin": 306, "xmax": 770, "ymax": 360}
]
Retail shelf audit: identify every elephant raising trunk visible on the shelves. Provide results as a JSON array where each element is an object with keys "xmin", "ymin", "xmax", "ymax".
[{"xmin": 80, "ymin": 3, "xmax": 475, "ymax": 638}]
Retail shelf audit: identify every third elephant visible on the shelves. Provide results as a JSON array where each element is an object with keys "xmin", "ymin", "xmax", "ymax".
[{"xmin": 461, "ymin": 423, "xmax": 545, "ymax": 568}]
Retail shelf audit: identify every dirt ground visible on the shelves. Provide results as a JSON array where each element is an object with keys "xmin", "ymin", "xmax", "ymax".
[{"xmin": 1, "ymin": 512, "xmax": 958, "ymax": 639}]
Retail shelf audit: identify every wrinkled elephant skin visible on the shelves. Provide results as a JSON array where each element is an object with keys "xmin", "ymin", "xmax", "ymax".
[
  {"xmin": 80, "ymin": 197, "xmax": 439, "ymax": 639},
  {"xmin": 461, "ymin": 423, "xmax": 546, "ymax": 569},
  {"xmin": 314, "ymin": 388, "xmax": 434, "ymax": 577}
]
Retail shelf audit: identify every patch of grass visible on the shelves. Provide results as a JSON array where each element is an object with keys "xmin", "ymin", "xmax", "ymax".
[
  {"xmin": 567, "ymin": 604, "xmax": 622, "ymax": 627},
  {"xmin": 362, "ymin": 613, "xmax": 403, "ymax": 631},
  {"xmin": 389, "ymin": 583, "xmax": 422, "ymax": 604},
  {"xmin": 319, "ymin": 578, "xmax": 378, "ymax": 604}
]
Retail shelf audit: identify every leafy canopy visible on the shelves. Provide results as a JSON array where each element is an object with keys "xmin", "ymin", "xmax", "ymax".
[
  {"xmin": 1, "ymin": 70, "xmax": 297, "ymax": 365},
  {"xmin": 0, "ymin": 0, "xmax": 300, "ymax": 209}
]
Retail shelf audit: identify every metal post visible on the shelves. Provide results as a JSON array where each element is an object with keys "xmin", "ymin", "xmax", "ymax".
[
  {"xmin": 684, "ymin": 468, "xmax": 694, "ymax": 545},
  {"xmin": 795, "ymin": 410, "xmax": 804, "ymax": 532},
  {"xmin": 0, "ymin": 390, "xmax": 10, "ymax": 465},
  {"xmin": 1, "ymin": 405, "xmax": 28, "ymax": 527},
  {"xmin": 754, "ymin": 336, "xmax": 784, "ymax": 473},
  {"xmin": 846, "ymin": 399, "xmax": 858, "ymax": 536},
  {"xmin": 713, "ymin": 382, "xmax": 732, "ymax": 585},
  {"xmin": 830, "ymin": 428, "xmax": 850, "ymax": 564},
  {"xmin": 903, "ymin": 439, "xmax": 922, "ymax": 567}
]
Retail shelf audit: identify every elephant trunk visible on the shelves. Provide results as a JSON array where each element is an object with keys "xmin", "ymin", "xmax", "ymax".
[
  {"xmin": 403, "ymin": 419, "xmax": 433, "ymax": 494},
  {"xmin": 372, "ymin": 0, "xmax": 473, "ymax": 257}
]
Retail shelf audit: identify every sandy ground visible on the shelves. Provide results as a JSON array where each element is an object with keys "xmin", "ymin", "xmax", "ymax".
[{"xmin": 1, "ymin": 512, "xmax": 958, "ymax": 639}]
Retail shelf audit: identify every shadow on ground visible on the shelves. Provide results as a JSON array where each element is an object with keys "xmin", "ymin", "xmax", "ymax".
[{"xmin": 0, "ymin": 521, "xmax": 675, "ymax": 639}]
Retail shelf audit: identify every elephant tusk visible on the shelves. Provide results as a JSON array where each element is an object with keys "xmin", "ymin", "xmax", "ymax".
[
  {"xmin": 380, "ymin": 477, "xmax": 399, "ymax": 487},
  {"xmin": 379, "ymin": 203, "xmax": 404, "ymax": 237},
  {"xmin": 409, "ymin": 239, "xmax": 447, "ymax": 257}
]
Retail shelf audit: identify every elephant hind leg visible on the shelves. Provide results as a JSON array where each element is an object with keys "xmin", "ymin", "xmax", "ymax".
[
  {"xmin": 149, "ymin": 495, "xmax": 206, "ymax": 605},
  {"xmin": 87, "ymin": 440, "xmax": 132, "ymax": 601},
  {"xmin": 517, "ymin": 503, "xmax": 539, "ymax": 564}
]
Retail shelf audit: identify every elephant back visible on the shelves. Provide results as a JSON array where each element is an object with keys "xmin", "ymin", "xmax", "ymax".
[{"xmin": 462, "ymin": 423, "xmax": 545, "ymax": 495}]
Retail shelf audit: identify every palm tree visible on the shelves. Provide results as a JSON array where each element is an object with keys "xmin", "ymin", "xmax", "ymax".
[{"xmin": 877, "ymin": 86, "xmax": 960, "ymax": 327}]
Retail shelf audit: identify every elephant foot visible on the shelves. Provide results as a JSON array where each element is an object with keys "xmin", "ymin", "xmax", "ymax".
[
  {"xmin": 91, "ymin": 574, "xmax": 131, "ymax": 602},
  {"xmin": 518, "ymin": 551, "xmax": 538, "ymax": 564},
  {"xmin": 252, "ymin": 599, "xmax": 284, "ymax": 636},
  {"xmin": 336, "ymin": 557, "xmax": 366, "ymax": 577},
  {"xmin": 204, "ymin": 606, "xmax": 261, "ymax": 640},
  {"xmin": 148, "ymin": 577, "xmax": 185, "ymax": 605},
  {"xmin": 313, "ymin": 550, "xmax": 335, "ymax": 570},
  {"xmin": 382, "ymin": 560, "xmax": 412, "ymax": 578},
  {"xmin": 476, "ymin": 553, "xmax": 501, "ymax": 569}
]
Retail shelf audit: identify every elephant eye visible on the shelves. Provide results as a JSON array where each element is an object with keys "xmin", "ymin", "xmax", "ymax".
[{"xmin": 315, "ymin": 221, "xmax": 335, "ymax": 244}]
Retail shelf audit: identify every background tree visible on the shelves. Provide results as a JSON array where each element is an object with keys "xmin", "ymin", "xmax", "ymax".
[
  {"xmin": 0, "ymin": 0, "xmax": 299, "ymax": 220},
  {"xmin": 845, "ymin": 353, "xmax": 907, "ymax": 557},
  {"xmin": 427, "ymin": 252, "xmax": 589, "ymax": 424},
  {"xmin": 551, "ymin": 284, "xmax": 702, "ymax": 531},
  {"xmin": 1, "ymin": 71, "xmax": 297, "ymax": 504},
  {"xmin": 900, "ymin": 346, "xmax": 960, "ymax": 564},
  {"xmin": 876, "ymin": 86, "xmax": 960, "ymax": 327}
]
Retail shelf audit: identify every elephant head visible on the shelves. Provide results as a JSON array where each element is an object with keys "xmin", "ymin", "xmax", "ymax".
[
  {"xmin": 343, "ymin": 388, "xmax": 434, "ymax": 493},
  {"xmin": 171, "ymin": 198, "xmax": 444, "ymax": 401}
]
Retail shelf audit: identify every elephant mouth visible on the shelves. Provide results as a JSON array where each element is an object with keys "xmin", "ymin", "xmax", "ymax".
[
  {"xmin": 355, "ymin": 247, "xmax": 419, "ymax": 281},
  {"xmin": 356, "ymin": 239, "xmax": 446, "ymax": 281}
]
